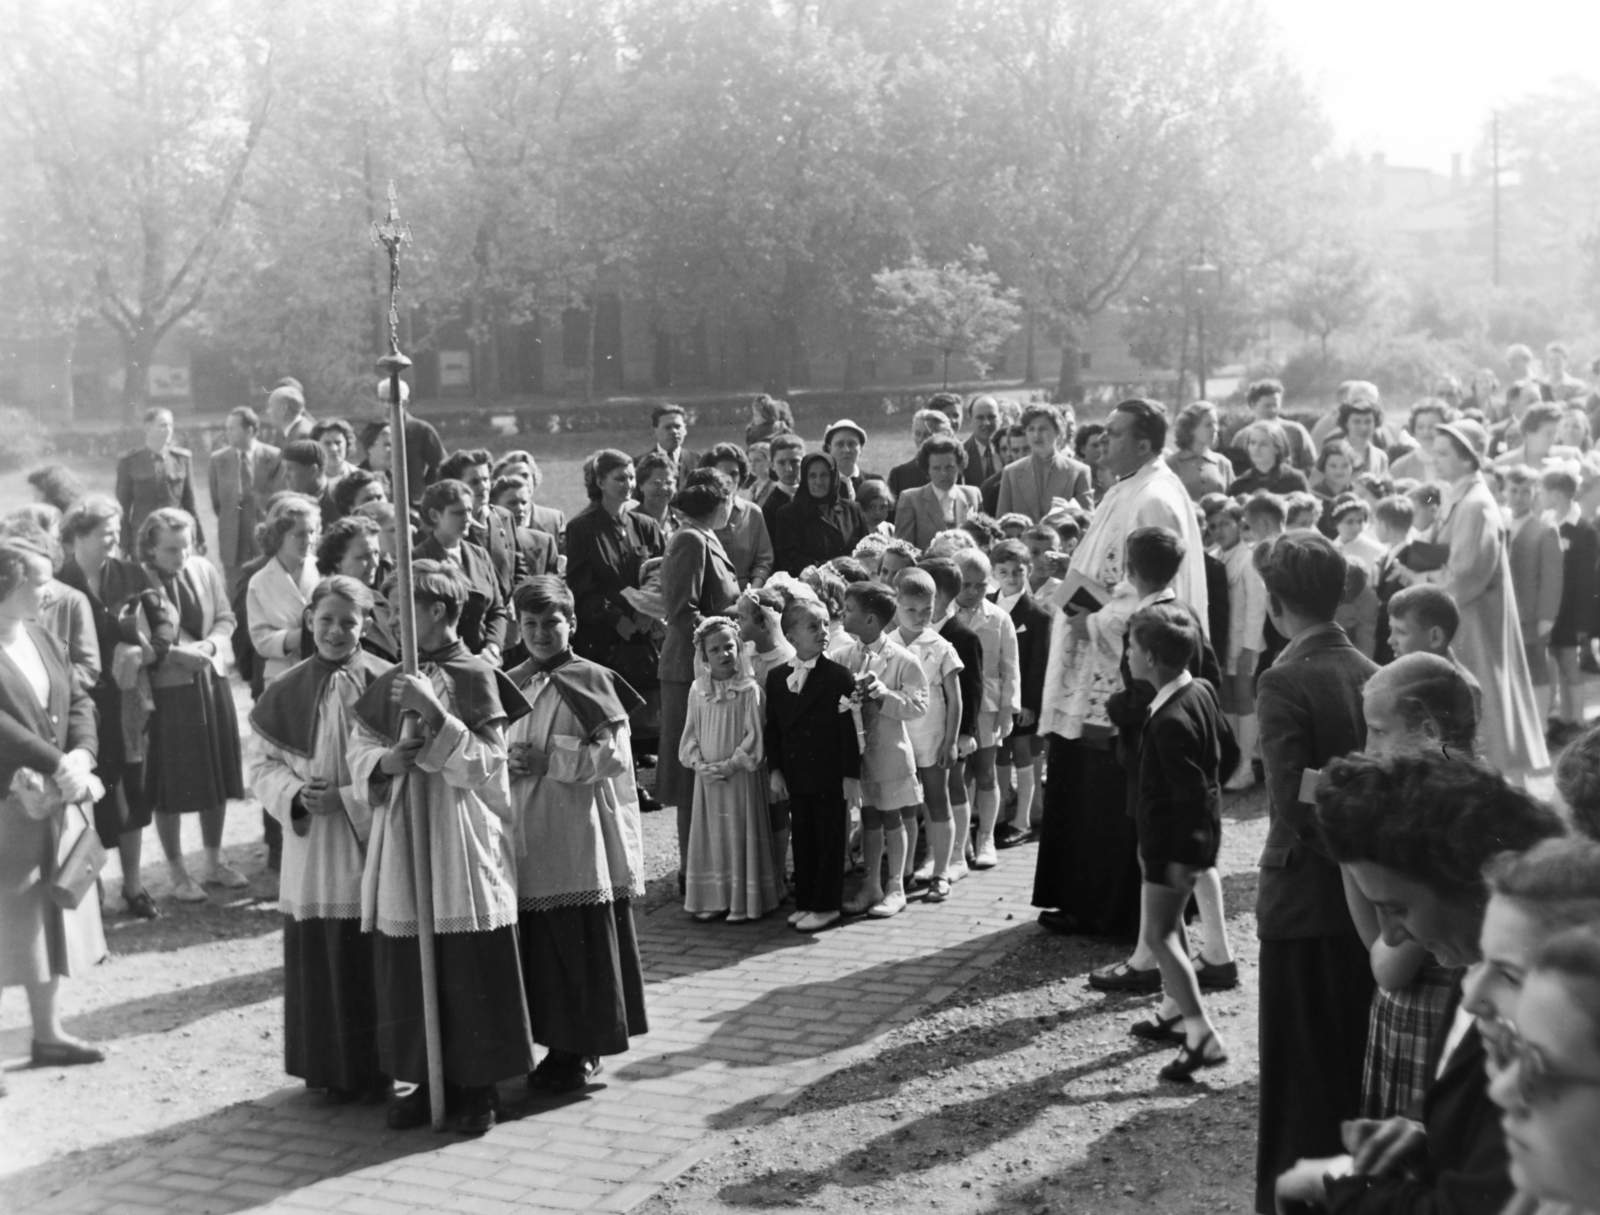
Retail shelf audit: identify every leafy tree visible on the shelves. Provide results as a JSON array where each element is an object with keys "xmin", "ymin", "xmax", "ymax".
[
  {"xmin": 1282, "ymin": 240, "xmax": 1380, "ymax": 362},
  {"xmin": 870, "ymin": 248, "xmax": 1021, "ymax": 385},
  {"xmin": 0, "ymin": 0, "xmax": 276, "ymax": 420}
]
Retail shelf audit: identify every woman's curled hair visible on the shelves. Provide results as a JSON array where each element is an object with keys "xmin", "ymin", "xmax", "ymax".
[
  {"xmin": 1314, "ymin": 752, "xmax": 1565, "ymax": 906},
  {"xmin": 671, "ymin": 468, "xmax": 734, "ymax": 519}
]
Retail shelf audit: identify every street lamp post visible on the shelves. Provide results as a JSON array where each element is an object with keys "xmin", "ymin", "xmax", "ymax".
[{"xmin": 1186, "ymin": 256, "xmax": 1219, "ymax": 401}]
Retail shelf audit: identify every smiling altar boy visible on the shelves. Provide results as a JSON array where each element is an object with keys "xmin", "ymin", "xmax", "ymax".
[
  {"xmin": 248, "ymin": 575, "xmax": 390, "ymax": 1104},
  {"xmin": 503, "ymin": 576, "xmax": 648, "ymax": 1095}
]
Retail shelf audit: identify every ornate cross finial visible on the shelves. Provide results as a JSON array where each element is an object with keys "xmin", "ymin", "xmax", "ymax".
[{"xmin": 370, "ymin": 181, "xmax": 413, "ymax": 356}]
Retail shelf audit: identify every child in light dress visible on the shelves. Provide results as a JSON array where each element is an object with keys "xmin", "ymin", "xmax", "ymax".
[{"xmin": 680, "ymin": 617, "xmax": 777, "ymax": 922}]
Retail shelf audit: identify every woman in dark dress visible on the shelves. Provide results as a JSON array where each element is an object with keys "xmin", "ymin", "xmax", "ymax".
[
  {"xmin": 773, "ymin": 453, "xmax": 867, "ymax": 576},
  {"xmin": 55, "ymin": 496, "xmax": 159, "ymax": 919},
  {"xmin": 656, "ymin": 471, "xmax": 740, "ymax": 868},
  {"xmin": 137, "ymin": 507, "xmax": 246, "ymax": 903},
  {"xmin": 567, "ymin": 450, "xmax": 668, "ymax": 792}
]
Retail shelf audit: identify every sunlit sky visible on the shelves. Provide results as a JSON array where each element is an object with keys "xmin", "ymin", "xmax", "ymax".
[{"xmin": 1262, "ymin": 0, "xmax": 1600, "ymax": 172}]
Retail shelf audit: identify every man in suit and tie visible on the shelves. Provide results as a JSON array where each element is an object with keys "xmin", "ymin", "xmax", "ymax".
[
  {"xmin": 208, "ymin": 406, "xmax": 281, "ymax": 595},
  {"xmin": 895, "ymin": 435, "xmax": 982, "ymax": 550},
  {"xmin": 964, "ymin": 395, "xmax": 1005, "ymax": 487},
  {"xmin": 439, "ymin": 448, "xmax": 523, "ymax": 601},
  {"xmin": 1504, "ymin": 465, "xmax": 1564, "ymax": 720},
  {"xmin": 1251, "ymin": 529, "xmax": 1379, "ymax": 1215},
  {"xmin": 115, "ymin": 406, "xmax": 204, "ymax": 556},
  {"xmin": 636, "ymin": 404, "xmax": 699, "ymax": 486},
  {"xmin": 886, "ymin": 410, "xmax": 955, "ymax": 498}
]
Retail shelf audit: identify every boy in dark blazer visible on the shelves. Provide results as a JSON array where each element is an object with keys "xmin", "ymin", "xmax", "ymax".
[
  {"xmin": 765, "ymin": 598, "xmax": 862, "ymax": 933},
  {"xmin": 988, "ymin": 540, "xmax": 1051, "ymax": 847},
  {"xmin": 1251, "ymin": 529, "xmax": 1379, "ymax": 1214},
  {"xmin": 1125, "ymin": 603, "xmax": 1238, "ymax": 1081},
  {"xmin": 921, "ymin": 558, "xmax": 982, "ymax": 878}
]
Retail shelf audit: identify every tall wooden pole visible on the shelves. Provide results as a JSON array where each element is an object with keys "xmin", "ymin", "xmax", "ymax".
[{"xmin": 372, "ymin": 183, "xmax": 447, "ymax": 1133}]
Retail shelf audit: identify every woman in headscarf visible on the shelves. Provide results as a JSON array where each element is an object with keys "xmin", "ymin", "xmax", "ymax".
[{"xmin": 772, "ymin": 453, "xmax": 867, "ymax": 577}]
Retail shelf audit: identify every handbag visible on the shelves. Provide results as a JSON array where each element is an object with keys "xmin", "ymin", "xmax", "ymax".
[{"xmin": 50, "ymin": 806, "xmax": 107, "ymax": 910}]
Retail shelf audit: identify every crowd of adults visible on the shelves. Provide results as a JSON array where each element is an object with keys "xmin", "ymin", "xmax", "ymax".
[{"xmin": 1, "ymin": 353, "xmax": 1600, "ymax": 1215}]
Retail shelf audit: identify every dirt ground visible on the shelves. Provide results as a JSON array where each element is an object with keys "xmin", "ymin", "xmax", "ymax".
[{"xmin": 640, "ymin": 798, "xmax": 1270, "ymax": 1215}]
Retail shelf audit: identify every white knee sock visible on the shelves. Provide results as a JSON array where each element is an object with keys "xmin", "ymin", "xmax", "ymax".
[
  {"xmin": 902, "ymin": 814, "xmax": 920, "ymax": 881},
  {"xmin": 861, "ymin": 827, "xmax": 885, "ymax": 898},
  {"xmin": 950, "ymin": 800, "xmax": 972, "ymax": 869},
  {"xmin": 1193, "ymin": 867, "xmax": 1232, "ymax": 964},
  {"xmin": 884, "ymin": 827, "xmax": 907, "ymax": 897},
  {"xmin": 1012, "ymin": 763, "xmax": 1036, "ymax": 829},
  {"xmin": 975, "ymin": 785, "xmax": 999, "ymax": 842}
]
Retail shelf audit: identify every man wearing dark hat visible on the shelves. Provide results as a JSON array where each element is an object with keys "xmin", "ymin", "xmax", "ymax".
[
  {"xmin": 116, "ymin": 407, "xmax": 204, "ymax": 554},
  {"xmin": 375, "ymin": 376, "xmax": 445, "ymax": 503},
  {"xmin": 824, "ymin": 418, "xmax": 872, "ymax": 501}
]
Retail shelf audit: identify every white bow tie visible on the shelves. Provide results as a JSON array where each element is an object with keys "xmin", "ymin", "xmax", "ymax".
[{"xmin": 787, "ymin": 657, "xmax": 819, "ymax": 694}]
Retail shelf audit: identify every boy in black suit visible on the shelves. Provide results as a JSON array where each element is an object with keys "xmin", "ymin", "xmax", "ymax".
[
  {"xmin": 988, "ymin": 540, "xmax": 1051, "ymax": 847},
  {"xmin": 1125, "ymin": 604, "xmax": 1238, "ymax": 1082},
  {"xmin": 765, "ymin": 597, "xmax": 862, "ymax": 933},
  {"xmin": 920, "ymin": 557, "xmax": 982, "ymax": 880}
]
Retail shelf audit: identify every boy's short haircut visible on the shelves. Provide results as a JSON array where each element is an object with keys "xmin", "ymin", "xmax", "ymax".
[
  {"xmin": 919, "ymin": 557, "xmax": 962, "ymax": 601},
  {"xmin": 1333, "ymin": 498, "xmax": 1370, "ymax": 525},
  {"xmin": 650, "ymin": 403, "xmax": 686, "ymax": 427},
  {"xmin": 420, "ymin": 478, "xmax": 472, "ymax": 523},
  {"xmin": 781, "ymin": 596, "xmax": 829, "ymax": 637},
  {"xmin": 412, "ymin": 559, "xmax": 470, "ymax": 624},
  {"xmin": 1521, "ymin": 403, "xmax": 1565, "ymax": 436},
  {"xmin": 882, "ymin": 537, "xmax": 920, "ymax": 564},
  {"xmin": 1023, "ymin": 524, "xmax": 1058, "ymax": 545},
  {"xmin": 1354, "ymin": 471, "xmax": 1394, "ymax": 498},
  {"xmin": 513, "ymin": 574, "xmax": 575, "ymax": 620},
  {"xmin": 1051, "ymin": 516, "xmax": 1082, "ymax": 544},
  {"xmin": 1198, "ymin": 492, "xmax": 1231, "ymax": 518},
  {"xmin": 1542, "ymin": 468, "xmax": 1580, "ymax": 498},
  {"xmin": 896, "ymin": 569, "xmax": 935, "ymax": 600},
  {"xmin": 955, "ymin": 548, "xmax": 992, "ymax": 578},
  {"xmin": 990, "ymin": 538, "xmax": 1031, "ymax": 566},
  {"xmin": 1129, "ymin": 603, "xmax": 1198, "ymax": 671},
  {"xmin": 1284, "ymin": 490, "xmax": 1321, "ymax": 521},
  {"xmin": 844, "ymin": 580, "xmax": 899, "ymax": 625},
  {"xmin": 1247, "ymin": 378, "xmax": 1285, "ymax": 404},
  {"xmin": 827, "ymin": 555, "xmax": 872, "ymax": 583},
  {"xmin": 1242, "ymin": 493, "xmax": 1287, "ymax": 530},
  {"xmin": 770, "ymin": 433, "xmax": 806, "ymax": 459},
  {"xmin": 997, "ymin": 512, "xmax": 1033, "ymax": 534},
  {"xmin": 1504, "ymin": 463, "xmax": 1539, "ymax": 488},
  {"xmin": 1211, "ymin": 500, "xmax": 1245, "ymax": 525},
  {"xmin": 1125, "ymin": 525, "xmax": 1185, "ymax": 587},
  {"xmin": 1253, "ymin": 530, "xmax": 1347, "ymax": 621},
  {"xmin": 1343, "ymin": 558, "xmax": 1370, "ymax": 599},
  {"xmin": 1374, "ymin": 495, "xmax": 1416, "ymax": 531},
  {"xmin": 1387, "ymin": 584, "xmax": 1460, "ymax": 642}
]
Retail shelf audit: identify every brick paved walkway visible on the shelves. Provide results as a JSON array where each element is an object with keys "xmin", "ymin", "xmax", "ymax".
[{"xmin": 37, "ymin": 854, "xmax": 1041, "ymax": 1215}]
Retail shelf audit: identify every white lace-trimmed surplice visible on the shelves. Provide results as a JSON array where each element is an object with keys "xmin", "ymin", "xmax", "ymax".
[
  {"xmin": 350, "ymin": 665, "xmax": 517, "ymax": 938},
  {"xmin": 248, "ymin": 665, "xmax": 372, "ymax": 921},
  {"xmin": 506, "ymin": 670, "xmax": 645, "ymax": 913},
  {"xmin": 1039, "ymin": 458, "xmax": 1208, "ymax": 739}
]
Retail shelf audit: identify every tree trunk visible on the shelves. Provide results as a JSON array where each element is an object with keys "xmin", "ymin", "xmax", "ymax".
[
  {"xmin": 57, "ymin": 330, "xmax": 77, "ymax": 426},
  {"xmin": 119, "ymin": 323, "xmax": 160, "ymax": 424},
  {"xmin": 942, "ymin": 349, "xmax": 951, "ymax": 388},
  {"xmin": 1055, "ymin": 328, "xmax": 1083, "ymax": 405},
  {"xmin": 1024, "ymin": 307, "xmax": 1036, "ymax": 383},
  {"xmin": 584, "ymin": 301, "xmax": 597, "ymax": 403},
  {"xmin": 842, "ymin": 347, "xmax": 858, "ymax": 392},
  {"xmin": 766, "ymin": 312, "xmax": 795, "ymax": 397}
]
